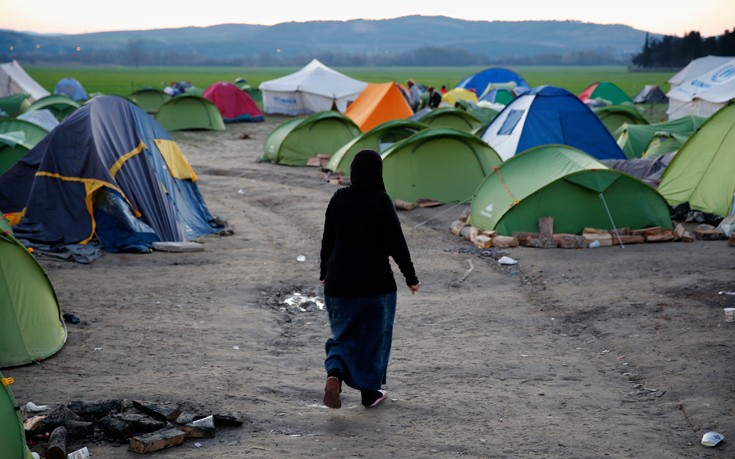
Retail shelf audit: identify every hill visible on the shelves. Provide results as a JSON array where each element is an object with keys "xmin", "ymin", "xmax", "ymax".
[{"xmin": 0, "ymin": 16, "xmax": 652, "ymax": 65}]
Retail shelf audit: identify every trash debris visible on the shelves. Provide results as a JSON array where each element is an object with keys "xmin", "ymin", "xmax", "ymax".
[
  {"xmin": 296, "ymin": 255, "xmax": 306, "ymax": 262},
  {"xmin": 701, "ymin": 431, "xmax": 724, "ymax": 447},
  {"xmin": 67, "ymin": 447, "xmax": 90, "ymax": 459},
  {"xmin": 725, "ymin": 308, "xmax": 735, "ymax": 322},
  {"xmin": 282, "ymin": 292, "xmax": 324, "ymax": 311},
  {"xmin": 719, "ymin": 291, "xmax": 735, "ymax": 296},
  {"xmin": 588, "ymin": 240, "xmax": 601, "ymax": 248},
  {"xmin": 497, "ymin": 256, "xmax": 517, "ymax": 265},
  {"xmin": 26, "ymin": 401, "xmax": 50, "ymax": 412},
  {"xmin": 194, "ymin": 442, "xmax": 202, "ymax": 448},
  {"xmin": 237, "ymin": 189, "xmax": 246, "ymax": 195}
]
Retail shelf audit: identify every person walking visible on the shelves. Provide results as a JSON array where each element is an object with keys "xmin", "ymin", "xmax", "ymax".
[
  {"xmin": 406, "ymin": 79, "xmax": 421, "ymax": 112},
  {"xmin": 319, "ymin": 149, "xmax": 420, "ymax": 409}
]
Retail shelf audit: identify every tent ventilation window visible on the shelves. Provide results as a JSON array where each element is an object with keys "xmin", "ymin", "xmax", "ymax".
[{"xmin": 498, "ymin": 109, "xmax": 524, "ymax": 135}]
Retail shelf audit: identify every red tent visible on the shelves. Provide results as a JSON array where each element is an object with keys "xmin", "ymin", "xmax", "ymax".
[{"xmin": 202, "ymin": 82, "xmax": 264, "ymax": 123}]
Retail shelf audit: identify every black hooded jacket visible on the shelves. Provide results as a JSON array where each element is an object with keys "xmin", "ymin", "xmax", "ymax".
[{"xmin": 320, "ymin": 150, "xmax": 419, "ymax": 297}]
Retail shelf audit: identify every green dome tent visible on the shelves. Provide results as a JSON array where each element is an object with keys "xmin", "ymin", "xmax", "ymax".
[
  {"xmin": 1, "ymin": 372, "xmax": 33, "ymax": 458},
  {"xmin": 614, "ymin": 115, "xmax": 707, "ymax": 159},
  {"xmin": 327, "ymin": 119, "xmax": 427, "ymax": 175},
  {"xmin": 468, "ymin": 144, "xmax": 673, "ymax": 235},
  {"xmin": 262, "ymin": 111, "xmax": 361, "ymax": 166},
  {"xmin": 25, "ymin": 94, "xmax": 80, "ymax": 121},
  {"xmin": 579, "ymin": 81, "xmax": 633, "ymax": 106},
  {"xmin": 0, "ymin": 93, "xmax": 30, "ymax": 117},
  {"xmin": 0, "ymin": 119, "xmax": 49, "ymax": 147},
  {"xmin": 416, "ymin": 107, "xmax": 483, "ymax": 132},
  {"xmin": 593, "ymin": 104, "xmax": 648, "ymax": 136},
  {"xmin": 0, "ymin": 217, "xmax": 67, "ymax": 368},
  {"xmin": 0, "ymin": 132, "xmax": 32, "ymax": 175},
  {"xmin": 657, "ymin": 101, "xmax": 735, "ymax": 218},
  {"xmin": 155, "ymin": 94, "xmax": 225, "ymax": 131},
  {"xmin": 130, "ymin": 87, "xmax": 172, "ymax": 114},
  {"xmin": 381, "ymin": 128, "xmax": 502, "ymax": 204}
]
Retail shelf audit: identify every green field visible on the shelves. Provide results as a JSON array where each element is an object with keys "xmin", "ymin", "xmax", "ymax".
[{"xmin": 25, "ymin": 65, "xmax": 675, "ymax": 100}]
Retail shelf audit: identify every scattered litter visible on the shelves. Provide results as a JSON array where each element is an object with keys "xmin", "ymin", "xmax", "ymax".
[
  {"xmin": 296, "ymin": 255, "xmax": 306, "ymax": 262},
  {"xmin": 588, "ymin": 240, "xmax": 601, "ymax": 248},
  {"xmin": 233, "ymin": 346, "xmax": 240, "ymax": 350},
  {"xmin": 497, "ymin": 256, "xmax": 517, "ymax": 265},
  {"xmin": 194, "ymin": 442, "xmax": 202, "ymax": 448},
  {"xmin": 67, "ymin": 447, "xmax": 90, "ymax": 459},
  {"xmin": 237, "ymin": 189, "xmax": 246, "ymax": 195},
  {"xmin": 25, "ymin": 401, "xmax": 50, "ymax": 412},
  {"xmin": 282, "ymin": 292, "xmax": 324, "ymax": 311},
  {"xmin": 701, "ymin": 431, "xmax": 724, "ymax": 447},
  {"xmin": 719, "ymin": 291, "xmax": 735, "ymax": 296},
  {"xmin": 93, "ymin": 347, "xmax": 102, "ymax": 351}
]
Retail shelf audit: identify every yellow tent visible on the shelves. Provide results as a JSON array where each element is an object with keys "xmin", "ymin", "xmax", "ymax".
[{"xmin": 442, "ymin": 88, "xmax": 478, "ymax": 107}]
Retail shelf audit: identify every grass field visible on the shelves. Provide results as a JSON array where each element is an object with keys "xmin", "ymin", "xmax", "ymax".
[{"xmin": 24, "ymin": 65, "xmax": 676, "ymax": 100}]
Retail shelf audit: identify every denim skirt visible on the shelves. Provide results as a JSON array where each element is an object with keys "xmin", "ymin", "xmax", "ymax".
[{"xmin": 324, "ymin": 291, "xmax": 397, "ymax": 391}]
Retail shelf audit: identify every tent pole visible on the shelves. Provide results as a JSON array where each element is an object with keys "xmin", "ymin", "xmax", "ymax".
[{"xmin": 599, "ymin": 192, "xmax": 625, "ymax": 249}]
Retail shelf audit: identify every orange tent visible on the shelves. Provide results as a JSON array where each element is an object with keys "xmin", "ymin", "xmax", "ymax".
[{"xmin": 345, "ymin": 82, "xmax": 413, "ymax": 132}]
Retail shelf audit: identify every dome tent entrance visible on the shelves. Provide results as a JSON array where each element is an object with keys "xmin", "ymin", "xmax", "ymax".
[{"xmin": 468, "ymin": 144, "xmax": 673, "ymax": 236}]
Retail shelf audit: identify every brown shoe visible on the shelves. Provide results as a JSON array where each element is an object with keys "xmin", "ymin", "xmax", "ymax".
[{"xmin": 323, "ymin": 376, "xmax": 341, "ymax": 409}]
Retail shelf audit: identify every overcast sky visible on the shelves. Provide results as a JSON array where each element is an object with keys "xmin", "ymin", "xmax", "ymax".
[{"xmin": 2, "ymin": 0, "xmax": 732, "ymax": 37}]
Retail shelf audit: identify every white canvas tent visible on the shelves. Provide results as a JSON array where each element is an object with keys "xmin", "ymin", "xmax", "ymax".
[
  {"xmin": 668, "ymin": 55, "xmax": 733, "ymax": 89},
  {"xmin": 259, "ymin": 59, "xmax": 367, "ymax": 116},
  {"xmin": 0, "ymin": 60, "xmax": 50, "ymax": 102},
  {"xmin": 667, "ymin": 57, "xmax": 735, "ymax": 120}
]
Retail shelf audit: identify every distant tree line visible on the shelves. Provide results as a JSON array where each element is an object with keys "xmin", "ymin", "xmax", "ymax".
[
  {"xmin": 632, "ymin": 29, "xmax": 735, "ymax": 68},
  {"xmin": 1, "ymin": 40, "xmax": 631, "ymax": 67}
]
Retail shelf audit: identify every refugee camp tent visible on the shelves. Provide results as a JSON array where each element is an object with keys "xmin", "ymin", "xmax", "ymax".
[
  {"xmin": 668, "ymin": 55, "xmax": 733, "ymax": 89},
  {"xmin": 0, "ymin": 93, "xmax": 30, "ymax": 117},
  {"xmin": 0, "ymin": 119, "xmax": 48, "ymax": 148},
  {"xmin": 593, "ymin": 104, "xmax": 649, "ymax": 135},
  {"xmin": 0, "ymin": 95, "xmax": 224, "ymax": 252},
  {"xmin": 129, "ymin": 87, "xmax": 171, "ymax": 114},
  {"xmin": 344, "ymin": 82, "xmax": 413, "ymax": 132},
  {"xmin": 614, "ymin": 115, "xmax": 707, "ymax": 159},
  {"xmin": 667, "ymin": 57, "xmax": 735, "ymax": 120},
  {"xmin": 0, "ymin": 217, "xmax": 67, "ymax": 368},
  {"xmin": 579, "ymin": 81, "xmax": 633, "ymax": 106},
  {"xmin": 203, "ymin": 81, "xmax": 264, "ymax": 123},
  {"xmin": 0, "ymin": 118, "xmax": 49, "ymax": 174},
  {"xmin": 381, "ymin": 128, "xmax": 502, "ymax": 204},
  {"xmin": 262, "ymin": 111, "xmax": 361, "ymax": 166},
  {"xmin": 456, "ymin": 67, "xmax": 530, "ymax": 103},
  {"xmin": 0, "ymin": 60, "xmax": 50, "ymax": 102},
  {"xmin": 480, "ymin": 86, "xmax": 626, "ymax": 161},
  {"xmin": 1, "ymin": 371, "xmax": 34, "ymax": 458},
  {"xmin": 633, "ymin": 85, "xmax": 668, "ymax": 105},
  {"xmin": 0, "ymin": 132, "xmax": 32, "ymax": 175},
  {"xmin": 657, "ymin": 101, "xmax": 735, "ymax": 217},
  {"xmin": 53, "ymin": 78, "xmax": 88, "ymax": 101},
  {"xmin": 259, "ymin": 59, "xmax": 367, "ymax": 115},
  {"xmin": 155, "ymin": 94, "xmax": 225, "ymax": 131},
  {"xmin": 468, "ymin": 144, "xmax": 673, "ymax": 235},
  {"xmin": 25, "ymin": 95, "xmax": 80, "ymax": 121},
  {"xmin": 327, "ymin": 119, "xmax": 427, "ymax": 176},
  {"xmin": 416, "ymin": 107, "xmax": 483, "ymax": 132}
]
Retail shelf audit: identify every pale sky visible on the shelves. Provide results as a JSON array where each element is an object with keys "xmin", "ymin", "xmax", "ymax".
[{"xmin": 2, "ymin": 0, "xmax": 732, "ymax": 37}]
